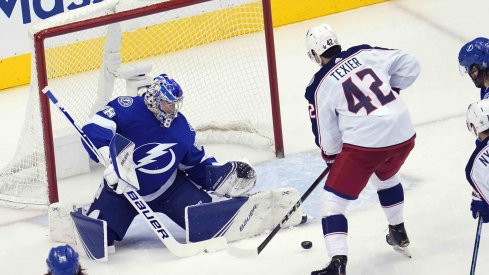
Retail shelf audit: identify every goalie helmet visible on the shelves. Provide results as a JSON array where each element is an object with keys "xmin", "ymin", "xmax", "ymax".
[
  {"xmin": 305, "ymin": 23, "xmax": 340, "ymax": 64},
  {"xmin": 458, "ymin": 37, "xmax": 489, "ymax": 74},
  {"xmin": 46, "ymin": 244, "xmax": 81, "ymax": 275},
  {"xmin": 466, "ymin": 100, "xmax": 489, "ymax": 138},
  {"xmin": 144, "ymin": 74, "xmax": 183, "ymax": 128}
]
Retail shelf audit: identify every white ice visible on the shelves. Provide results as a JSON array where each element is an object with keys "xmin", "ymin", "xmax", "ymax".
[{"xmin": 1, "ymin": 0, "xmax": 489, "ymax": 274}]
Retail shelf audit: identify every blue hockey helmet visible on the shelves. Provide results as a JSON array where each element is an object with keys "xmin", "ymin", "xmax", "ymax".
[
  {"xmin": 458, "ymin": 37, "xmax": 489, "ymax": 73},
  {"xmin": 46, "ymin": 244, "xmax": 80, "ymax": 275},
  {"xmin": 144, "ymin": 74, "xmax": 184, "ymax": 128}
]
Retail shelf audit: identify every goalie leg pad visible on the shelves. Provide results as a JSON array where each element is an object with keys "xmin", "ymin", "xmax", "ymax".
[
  {"xmin": 271, "ymin": 188, "xmax": 306, "ymax": 227},
  {"xmin": 186, "ymin": 194, "xmax": 269, "ymax": 243},
  {"xmin": 71, "ymin": 208, "xmax": 108, "ymax": 262},
  {"xmin": 185, "ymin": 187, "xmax": 306, "ymax": 243}
]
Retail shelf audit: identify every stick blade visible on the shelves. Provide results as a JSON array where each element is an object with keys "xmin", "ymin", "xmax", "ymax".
[
  {"xmin": 168, "ymin": 237, "xmax": 228, "ymax": 258},
  {"xmin": 227, "ymin": 245, "xmax": 259, "ymax": 258}
]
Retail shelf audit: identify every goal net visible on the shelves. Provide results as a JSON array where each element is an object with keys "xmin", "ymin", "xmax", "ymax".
[{"xmin": 0, "ymin": 0, "xmax": 283, "ymax": 207}]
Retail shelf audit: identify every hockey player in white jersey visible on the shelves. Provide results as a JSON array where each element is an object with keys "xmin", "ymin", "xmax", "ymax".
[
  {"xmin": 304, "ymin": 24, "xmax": 420, "ymax": 275},
  {"xmin": 49, "ymin": 72, "xmax": 306, "ymax": 261},
  {"xmin": 465, "ymin": 100, "xmax": 489, "ymax": 224}
]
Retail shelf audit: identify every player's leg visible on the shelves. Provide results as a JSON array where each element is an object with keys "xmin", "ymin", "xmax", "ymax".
[
  {"xmin": 55, "ymin": 181, "xmax": 139, "ymax": 260},
  {"xmin": 373, "ymin": 137, "xmax": 415, "ymax": 248},
  {"xmin": 371, "ymin": 173, "xmax": 409, "ymax": 247},
  {"xmin": 149, "ymin": 171, "xmax": 213, "ymax": 229},
  {"xmin": 86, "ymin": 182, "xmax": 139, "ymax": 246},
  {"xmin": 313, "ymin": 146, "xmax": 376, "ymax": 275},
  {"xmin": 371, "ymin": 173, "xmax": 404, "ymax": 226}
]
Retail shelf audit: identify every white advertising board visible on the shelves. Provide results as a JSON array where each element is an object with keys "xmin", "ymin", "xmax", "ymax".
[{"xmin": 0, "ymin": 0, "xmax": 104, "ymax": 58}]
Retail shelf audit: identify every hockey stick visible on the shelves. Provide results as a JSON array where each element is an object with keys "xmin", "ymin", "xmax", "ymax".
[
  {"xmin": 42, "ymin": 86, "xmax": 227, "ymax": 258},
  {"xmin": 470, "ymin": 216, "xmax": 483, "ymax": 275},
  {"xmin": 228, "ymin": 166, "xmax": 331, "ymax": 257}
]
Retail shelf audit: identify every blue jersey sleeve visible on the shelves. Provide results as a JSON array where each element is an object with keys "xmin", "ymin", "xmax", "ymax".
[
  {"xmin": 81, "ymin": 104, "xmax": 118, "ymax": 162},
  {"xmin": 481, "ymin": 87, "xmax": 489, "ymax": 99},
  {"xmin": 178, "ymin": 121, "xmax": 216, "ymax": 184}
]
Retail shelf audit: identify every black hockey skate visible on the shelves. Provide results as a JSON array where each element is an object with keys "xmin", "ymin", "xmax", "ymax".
[
  {"xmin": 311, "ymin": 255, "xmax": 347, "ymax": 275},
  {"xmin": 386, "ymin": 222, "xmax": 412, "ymax": 258}
]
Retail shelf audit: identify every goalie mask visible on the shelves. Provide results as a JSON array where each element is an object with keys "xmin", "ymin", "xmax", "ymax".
[
  {"xmin": 466, "ymin": 100, "xmax": 489, "ymax": 138},
  {"xmin": 305, "ymin": 23, "xmax": 340, "ymax": 65},
  {"xmin": 144, "ymin": 74, "xmax": 183, "ymax": 128}
]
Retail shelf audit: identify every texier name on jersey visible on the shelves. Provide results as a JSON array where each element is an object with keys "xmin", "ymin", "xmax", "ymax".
[{"xmin": 330, "ymin": 57, "xmax": 363, "ymax": 81}]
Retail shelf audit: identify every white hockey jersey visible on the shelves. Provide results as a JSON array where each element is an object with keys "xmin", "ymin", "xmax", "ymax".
[
  {"xmin": 466, "ymin": 138, "xmax": 489, "ymax": 204},
  {"xmin": 305, "ymin": 45, "xmax": 420, "ymax": 155}
]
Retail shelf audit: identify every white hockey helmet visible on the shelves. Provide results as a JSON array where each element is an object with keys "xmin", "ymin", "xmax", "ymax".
[
  {"xmin": 305, "ymin": 23, "xmax": 340, "ymax": 64},
  {"xmin": 466, "ymin": 100, "xmax": 489, "ymax": 137}
]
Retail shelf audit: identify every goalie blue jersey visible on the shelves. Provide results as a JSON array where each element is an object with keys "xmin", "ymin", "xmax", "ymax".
[{"xmin": 82, "ymin": 96, "xmax": 216, "ymax": 199}]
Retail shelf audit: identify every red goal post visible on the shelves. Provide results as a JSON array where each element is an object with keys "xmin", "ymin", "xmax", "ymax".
[{"xmin": 0, "ymin": 0, "xmax": 284, "ymax": 207}]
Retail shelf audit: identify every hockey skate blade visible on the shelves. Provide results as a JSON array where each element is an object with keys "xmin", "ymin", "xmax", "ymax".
[
  {"xmin": 393, "ymin": 246, "xmax": 412, "ymax": 258},
  {"xmin": 227, "ymin": 245, "xmax": 259, "ymax": 258}
]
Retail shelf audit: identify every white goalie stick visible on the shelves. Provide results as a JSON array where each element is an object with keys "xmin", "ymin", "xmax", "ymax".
[
  {"xmin": 42, "ymin": 86, "xmax": 227, "ymax": 258},
  {"xmin": 228, "ymin": 166, "xmax": 331, "ymax": 257}
]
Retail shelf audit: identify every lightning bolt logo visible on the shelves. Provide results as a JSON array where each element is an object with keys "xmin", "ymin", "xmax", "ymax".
[{"xmin": 135, "ymin": 143, "xmax": 177, "ymax": 175}]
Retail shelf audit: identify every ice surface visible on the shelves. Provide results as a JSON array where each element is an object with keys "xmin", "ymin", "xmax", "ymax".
[{"xmin": 0, "ymin": 0, "xmax": 488, "ymax": 274}]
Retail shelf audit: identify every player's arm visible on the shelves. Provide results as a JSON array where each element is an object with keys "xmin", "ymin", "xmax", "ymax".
[
  {"xmin": 467, "ymin": 153, "xmax": 489, "ymax": 204},
  {"xmin": 81, "ymin": 103, "xmax": 118, "ymax": 163},
  {"xmin": 179, "ymin": 122, "xmax": 256, "ymax": 197},
  {"xmin": 383, "ymin": 49, "xmax": 421, "ymax": 90},
  {"xmin": 312, "ymin": 84, "xmax": 342, "ymax": 156},
  {"xmin": 465, "ymin": 148, "xmax": 489, "ymax": 223}
]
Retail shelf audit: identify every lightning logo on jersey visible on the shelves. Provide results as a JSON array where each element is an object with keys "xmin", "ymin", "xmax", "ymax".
[{"xmin": 135, "ymin": 143, "xmax": 177, "ymax": 174}]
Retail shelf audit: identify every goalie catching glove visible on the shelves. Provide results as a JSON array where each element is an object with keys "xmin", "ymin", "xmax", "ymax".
[{"xmin": 206, "ymin": 161, "xmax": 257, "ymax": 197}]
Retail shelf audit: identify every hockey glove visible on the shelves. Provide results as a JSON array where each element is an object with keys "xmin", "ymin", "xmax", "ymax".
[
  {"xmin": 392, "ymin": 87, "xmax": 401, "ymax": 94},
  {"xmin": 471, "ymin": 192, "xmax": 489, "ymax": 223},
  {"xmin": 206, "ymin": 161, "xmax": 257, "ymax": 197},
  {"xmin": 103, "ymin": 162, "xmax": 139, "ymax": 194},
  {"xmin": 321, "ymin": 151, "xmax": 337, "ymax": 168},
  {"xmin": 103, "ymin": 52, "xmax": 122, "ymax": 77}
]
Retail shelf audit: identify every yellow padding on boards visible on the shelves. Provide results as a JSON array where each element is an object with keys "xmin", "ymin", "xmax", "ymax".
[
  {"xmin": 0, "ymin": 54, "xmax": 30, "ymax": 90},
  {"xmin": 271, "ymin": 0, "xmax": 388, "ymax": 27},
  {"xmin": 47, "ymin": 2, "xmax": 262, "ymax": 79}
]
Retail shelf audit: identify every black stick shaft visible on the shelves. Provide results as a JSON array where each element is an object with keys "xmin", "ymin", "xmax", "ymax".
[
  {"xmin": 470, "ymin": 216, "xmax": 483, "ymax": 275},
  {"xmin": 256, "ymin": 166, "xmax": 331, "ymax": 254}
]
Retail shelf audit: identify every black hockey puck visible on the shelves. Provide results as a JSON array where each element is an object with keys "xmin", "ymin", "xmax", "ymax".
[{"xmin": 301, "ymin": 241, "xmax": 313, "ymax": 249}]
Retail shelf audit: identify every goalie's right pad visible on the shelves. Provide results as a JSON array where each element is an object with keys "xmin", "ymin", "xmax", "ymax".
[
  {"xmin": 206, "ymin": 161, "xmax": 257, "ymax": 197},
  {"xmin": 71, "ymin": 208, "xmax": 109, "ymax": 262}
]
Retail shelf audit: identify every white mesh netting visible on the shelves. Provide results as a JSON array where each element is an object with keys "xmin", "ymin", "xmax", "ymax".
[{"xmin": 0, "ymin": 0, "xmax": 280, "ymax": 207}]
